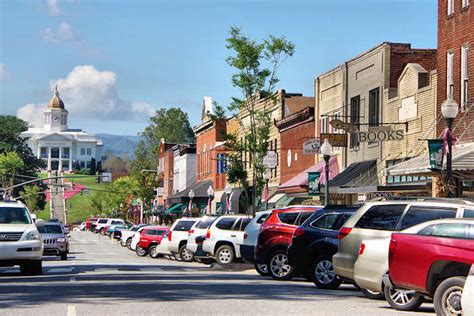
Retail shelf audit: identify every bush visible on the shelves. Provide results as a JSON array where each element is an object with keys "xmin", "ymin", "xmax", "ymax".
[{"xmin": 77, "ymin": 168, "xmax": 91, "ymax": 175}]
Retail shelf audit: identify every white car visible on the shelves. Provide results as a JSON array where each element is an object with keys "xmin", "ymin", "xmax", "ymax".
[
  {"xmin": 0, "ymin": 200, "xmax": 43, "ymax": 275},
  {"xmin": 462, "ymin": 265, "xmax": 474, "ymax": 315},
  {"xmin": 129, "ymin": 226, "xmax": 148, "ymax": 251},
  {"xmin": 120, "ymin": 224, "xmax": 147, "ymax": 247},
  {"xmin": 202, "ymin": 215, "xmax": 252, "ymax": 265},
  {"xmin": 94, "ymin": 218, "xmax": 125, "ymax": 234},
  {"xmin": 79, "ymin": 222, "xmax": 86, "ymax": 231},
  {"xmin": 238, "ymin": 210, "xmax": 271, "ymax": 274},
  {"xmin": 150, "ymin": 231, "xmax": 173, "ymax": 258},
  {"xmin": 167, "ymin": 218, "xmax": 198, "ymax": 262},
  {"xmin": 187, "ymin": 216, "xmax": 217, "ymax": 254}
]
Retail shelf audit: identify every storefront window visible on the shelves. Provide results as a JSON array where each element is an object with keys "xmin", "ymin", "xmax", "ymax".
[{"xmin": 386, "ymin": 159, "xmax": 427, "ymax": 184}]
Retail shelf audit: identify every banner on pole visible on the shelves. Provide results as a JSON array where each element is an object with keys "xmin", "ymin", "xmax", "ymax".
[
  {"xmin": 428, "ymin": 139, "xmax": 444, "ymax": 171},
  {"xmin": 308, "ymin": 172, "xmax": 321, "ymax": 196}
]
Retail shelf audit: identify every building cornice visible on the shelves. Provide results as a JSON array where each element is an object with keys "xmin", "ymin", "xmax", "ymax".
[{"xmin": 275, "ymin": 107, "xmax": 314, "ymax": 132}]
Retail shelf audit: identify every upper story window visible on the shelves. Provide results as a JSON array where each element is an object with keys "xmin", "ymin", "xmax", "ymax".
[
  {"xmin": 447, "ymin": 51, "xmax": 454, "ymax": 97},
  {"xmin": 86, "ymin": 148, "xmax": 92, "ymax": 155},
  {"xmin": 80, "ymin": 148, "xmax": 85, "ymax": 156},
  {"xmin": 448, "ymin": 0, "xmax": 454, "ymax": 15},
  {"xmin": 350, "ymin": 95, "xmax": 361, "ymax": 149},
  {"xmin": 369, "ymin": 87, "xmax": 380, "ymax": 127},
  {"xmin": 462, "ymin": 0, "xmax": 469, "ymax": 9},
  {"xmin": 333, "ymin": 111, "xmax": 341, "ymax": 134},
  {"xmin": 320, "ymin": 116, "xmax": 328, "ymax": 134},
  {"xmin": 461, "ymin": 45, "xmax": 469, "ymax": 111}
]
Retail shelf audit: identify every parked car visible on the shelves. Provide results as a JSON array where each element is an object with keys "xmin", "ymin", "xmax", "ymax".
[
  {"xmin": 238, "ymin": 210, "xmax": 272, "ymax": 275},
  {"xmin": 86, "ymin": 217, "xmax": 97, "ymax": 231},
  {"xmin": 168, "ymin": 218, "xmax": 198, "ymax": 262},
  {"xmin": 37, "ymin": 221, "xmax": 69, "ymax": 260},
  {"xmin": 136, "ymin": 226, "xmax": 170, "ymax": 257},
  {"xmin": 119, "ymin": 224, "xmax": 148, "ymax": 247},
  {"xmin": 151, "ymin": 231, "xmax": 173, "ymax": 258},
  {"xmin": 107, "ymin": 223, "xmax": 132, "ymax": 238},
  {"xmin": 255, "ymin": 206, "xmax": 320, "ymax": 280},
  {"xmin": 0, "ymin": 200, "xmax": 43, "ymax": 275},
  {"xmin": 386, "ymin": 219, "xmax": 474, "ymax": 314},
  {"xmin": 287, "ymin": 206, "xmax": 357, "ymax": 289},
  {"xmin": 94, "ymin": 218, "xmax": 125, "ymax": 234},
  {"xmin": 79, "ymin": 222, "xmax": 86, "ymax": 231},
  {"xmin": 129, "ymin": 226, "xmax": 149, "ymax": 251},
  {"xmin": 333, "ymin": 198, "xmax": 474, "ymax": 298},
  {"xmin": 186, "ymin": 216, "xmax": 217, "ymax": 262},
  {"xmin": 462, "ymin": 265, "xmax": 474, "ymax": 316},
  {"xmin": 202, "ymin": 215, "xmax": 252, "ymax": 265}
]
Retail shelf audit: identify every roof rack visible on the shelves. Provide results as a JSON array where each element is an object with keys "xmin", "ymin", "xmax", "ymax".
[{"xmin": 369, "ymin": 196, "xmax": 474, "ymax": 205}]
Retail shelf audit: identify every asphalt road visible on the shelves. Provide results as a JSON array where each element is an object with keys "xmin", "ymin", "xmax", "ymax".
[{"xmin": 0, "ymin": 231, "xmax": 435, "ymax": 316}]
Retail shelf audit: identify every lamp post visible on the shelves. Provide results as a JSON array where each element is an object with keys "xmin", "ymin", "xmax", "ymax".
[
  {"xmin": 224, "ymin": 185, "xmax": 232, "ymax": 214},
  {"xmin": 320, "ymin": 139, "xmax": 332, "ymax": 206},
  {"xmin": 263, "ymin": 169, "xmax": 272, "ymax": 210},
  {"xmin": 188, "ymin": 189, "xmax": 195, "ymax": 218},
  {"xmin": 441, "ymin": 96, "xmax": 459, "ymax": 198},
  {"xmin": 207, "ymin": 185, "xmax": 214, "ymax": 215}
]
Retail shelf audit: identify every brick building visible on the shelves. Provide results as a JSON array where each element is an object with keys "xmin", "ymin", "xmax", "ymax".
[{"xmin": 156, "ymin": 139, "xmax": 177, "ymax": 206}]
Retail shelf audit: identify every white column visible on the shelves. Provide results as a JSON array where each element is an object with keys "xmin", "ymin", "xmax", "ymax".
[
  {"xmin": 59, "ymin": 147, "xmax": 63, "ymax": 171},
  {"xmin": 37, "ymin": 144, "xmax": 41, "ymax": 159},
  {"xmin": 69, "ymin": 147, "xmax": 72, "ymax": 172},
  {"xmin": 47, "ymin": 147, "xmax": 51, "ymax": 171}
]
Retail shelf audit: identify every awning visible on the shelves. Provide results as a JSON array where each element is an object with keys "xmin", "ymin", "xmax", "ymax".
[
  {"xmin": 269, "ymin": 193, "xmax": 286, "ymax": 204},
  {"xmin": 212, "ymin": 190, "xmax": 225, "ymax": 214},
  {"xmin": 388, "ymin": 142, "xmax": 474, "ymax": 180},
  {"xmin": 278, "ymin": 156, "xmax": 339, "ymax": 192},
  {"xmin": 168, "ymin": 180, "xmax": 213, "ymax": 203},
  {"xmin": 166, "ymin": 203, "xmax": 185, "ymax": 214},
  {"xmin": 330, "ymin": 159, "xmax": 377, "ymax": 188}
]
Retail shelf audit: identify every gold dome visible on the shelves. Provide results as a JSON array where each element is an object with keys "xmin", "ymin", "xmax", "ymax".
[{"xmin": 47, "ymin": 85, "xmax": 65, "ymax": 109}]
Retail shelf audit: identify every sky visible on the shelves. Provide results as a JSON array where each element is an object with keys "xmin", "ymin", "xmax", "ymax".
[{"xmin": 0, "ymin": 0, "xmax": 437, "ymax": 136}]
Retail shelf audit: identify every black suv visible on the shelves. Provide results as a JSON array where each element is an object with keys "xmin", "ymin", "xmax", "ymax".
[{"xmin": 287, "ymin": 205, "xmax": 357, "ymax": 289}]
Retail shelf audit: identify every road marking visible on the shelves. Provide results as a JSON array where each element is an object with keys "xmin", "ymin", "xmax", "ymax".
[
  {"xmin": 70, "ymin": 277, "xmax": 76, "ymax": 282},
  {"xmin": 67, "ymin": 305, "xmax": 76, "ymax": 316},
  {"xmin": 48, "ymin": 268, "xmax": 74, "ymax": 274}
]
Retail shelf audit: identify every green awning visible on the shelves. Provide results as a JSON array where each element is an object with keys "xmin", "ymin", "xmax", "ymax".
[{"xmin": 166, "ymin": 203, "xmax": 185, "ymax": 214}]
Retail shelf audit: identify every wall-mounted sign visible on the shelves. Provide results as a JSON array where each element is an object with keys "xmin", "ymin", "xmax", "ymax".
[
  {"xmin": 320, "ymin": 133, "xmax": 348, "ymax": 147},
  {"xmin": 308, "ymin": 172, "xmax": 321, "ymax": 196},
  {"xmin": 368, "ymin": 192, "xmax": 393, "ymax": 200},
  {"xmin": 263, "ymin": 151, "xmax": 278, "ymax": 168},
  {"xmin": 428, "ymin": 139, "xmax": 444, "ymax": 170},
  {"xmin": 303, "ymin": 139, "xmax": 320, "ymax": 154},
  {"xmin": 357, "ymin": 129, "xmax": 404, "ymax": 142}
]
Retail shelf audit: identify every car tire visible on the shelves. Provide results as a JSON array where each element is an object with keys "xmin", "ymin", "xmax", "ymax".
[
  {"xmin": 126, "ymin": 238, "xmax": 133, "ymax": 250},
  {"xmin": 361, "ymin": 288, "xmax": 385, "ymax": 300},
  {"xmin": 60, "ymin": 253, "xmax": 67, "ymax": 261},
  {"xmin": 199, "ymin": 258, "xmax": 215, "ymax": 265},
  {"xmin": 120, "ymin": 239, "xmax": 127, "ymax": 247},
  {"xmin": 255, "ymin": 263, "xmax": 270, "ymax": 276},
  {"xmin": 215, "ymin": 245, "xmax": 234, "ymax": 265},
  {"xmin": 149, "ymin": 245, "xmax": 159, "ymax": 258},
  {"xmin": 312, "ymin": 256, "xmax": 342, "ymax": 290},
  {"xmin": 268, "ymin": 250, "xmax": 294, "ymax": 281},
  {"xmin": 384, "ymin": 284, "xmax": 424, "ymax": 311},
  {"xmin": 136, "ymin": 246, "xmax": 148, "ymax": 257},
  {"xmin": 433, "ymin": 276, "xmax": 465, "ymax": 316},
  {"xmin": 179, "ymin": 245, "xmax": 194, "ymax": 262}
]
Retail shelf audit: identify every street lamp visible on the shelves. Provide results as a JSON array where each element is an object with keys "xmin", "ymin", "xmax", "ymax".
[
  {"xmin": 225, "ymin": 185, "xmax": 232, "ymax": 214},
  {"xmin": 207, "ymin": 185, "xmax": 214, "ymax": 215},
  {"xmin": 188, "ymin": 189, "xmax": 195, "ymax": 218},
  {"xmin": 320, "ymin": 139, "xmax": 332, "ymax": 206},
  {"xmin": 441, "ymin": 96, "xmax": 459, "ymax": 198},
  {"xmin": 263, "ymin": 169, "xmax": 272, "ymax": 210}
]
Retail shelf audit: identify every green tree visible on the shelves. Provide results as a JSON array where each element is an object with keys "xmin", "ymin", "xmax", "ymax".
[
  {"xmin": 0, "ymin": 152, "xmax": 25, "ymax": 196},
  {"xmin": 224, "ymin": 27, "xmax": 295, "ymax": 215},
  {"xmin": 19, "ymin": 185, "xmax": 42, "ymax": 212}
]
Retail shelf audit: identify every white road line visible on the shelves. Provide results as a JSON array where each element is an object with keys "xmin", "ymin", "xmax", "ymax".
[
  {"xmin": 70, "ymin": 277, "xmax": 76, "ymax": 282},
  {"xmin": 48, "ymin": 268, "xmax": 74, "ymax": 273},
  {"xmin": 67, "ymin": 305, "xmax": 76, "ymax": 316}
]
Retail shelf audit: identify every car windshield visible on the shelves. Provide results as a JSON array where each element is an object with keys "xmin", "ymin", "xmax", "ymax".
[
  {"xmin": 98, "ymin": 219, "xmax": 108, "ymax": 224},
  {"xmin": 37, "ymin": 224, "xmax": 63, "ymax": 234},
  {"xmin": 196, "ymin": 218, "xmax": 216, "ymax": 229},
  {"xmin": 0, "ymin": 207, "xmax": 31, "ymax": 224}
]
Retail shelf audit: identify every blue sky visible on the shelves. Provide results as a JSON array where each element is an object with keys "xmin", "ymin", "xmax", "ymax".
[{"xmin": 1, "ymin": 0, "xmax": 437, "ymax": 135}]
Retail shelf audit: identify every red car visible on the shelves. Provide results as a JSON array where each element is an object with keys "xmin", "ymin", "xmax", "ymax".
[
  {"xmin": 136, "ymin": 226, "xmax": 170, "ymax": 258},
  {"xmin": 85, "ymin": 217, "xmax": 97, "ymax": 231},
  {"xmin": 386, "ymin": 219, "xmax": 474, "ymax": 314},
  {"xmin": 255, "ymin": 206, "xmax": 321, "ymax": 280}
]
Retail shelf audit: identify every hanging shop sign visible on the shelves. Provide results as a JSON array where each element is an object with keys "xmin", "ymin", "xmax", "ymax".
[
  {"xmin": 329, "ymin": 119, "xmax": 358, "ymax": 133},
  {"xmin": 308, "ymin": 172, "xmax": 321, "ymax": 196},
  {"xmin": 263, "ymin": 151, "xmax": 278, "ymax": 169},
  {"xmin": 320, "ymin": 133, "xmax": 348, "ymax": 147},
  {"xmin": 303, "ymin": 138, "xmax": 320, "ymax": 154},
  {"xmin": 357, "ymin": 129, "xmax": 404, "ymax": 142},
  {"xmin": 428, "ymin": 139, "xmax": 444, "ymax": 171}
]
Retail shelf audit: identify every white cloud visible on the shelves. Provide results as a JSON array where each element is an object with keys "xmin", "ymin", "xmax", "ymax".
[
  {"xmin": 46, "ymin": 0, "xmax": 61, "ymax": 16},
  {"xmin": 17, "ymin": 104, "xmax": 45, "ymax": 128},
  {"xmin": 17, "ymin": 65, "xmax": 156, "ymax": 127},
  {"xmin": 0, "ymin": 64, "xmax": 11, "ymax": 81},
  {"xmin": 40, "ymin": 22, "xmax": 79, "ymax": 43}
]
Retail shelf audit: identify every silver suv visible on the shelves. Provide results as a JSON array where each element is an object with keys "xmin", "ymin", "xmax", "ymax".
[
  {"xmin": 333, "ymin": 198, "xmax": 474, "ymax": 283},
  {"xmin": 37, "ymin": 221, "xmax": 69, "ymax": 260}
]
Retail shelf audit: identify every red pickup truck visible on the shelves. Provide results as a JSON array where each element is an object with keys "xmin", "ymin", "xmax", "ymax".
[{"xmin": 386, "ymin": 219, "xmax": 474, "ymax": 315}]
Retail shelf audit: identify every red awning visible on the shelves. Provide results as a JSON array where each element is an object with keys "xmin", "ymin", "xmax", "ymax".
[{"xmin": 278, "ymin": 156, "xmax": 339, "ymax": 192}]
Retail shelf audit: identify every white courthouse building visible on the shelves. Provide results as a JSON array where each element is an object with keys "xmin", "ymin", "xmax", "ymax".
[{"xmin": 20, "ymin": 87, "xmax": 103, "ymax": 172}]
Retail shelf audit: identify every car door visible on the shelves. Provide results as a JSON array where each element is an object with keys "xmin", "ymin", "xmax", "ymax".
[{"xmin": 231, "ymin": 218, "xmax": 252, "ymax": 245}]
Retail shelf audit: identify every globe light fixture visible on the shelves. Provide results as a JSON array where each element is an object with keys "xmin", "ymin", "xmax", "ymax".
[
  {"xmin": 441, "ymin": 97, "xmax": 459, "ymax": 120},
  {"xmin": 320, "ymin": 139, "xmax": 332, "ymax": 157},
  {"xmin": 441, "ymin": 97, "xmax": 459, "ymax": 198},
  {"xmin": 320, "ymin": 139, "xmax": 332, "ymax": 206}
]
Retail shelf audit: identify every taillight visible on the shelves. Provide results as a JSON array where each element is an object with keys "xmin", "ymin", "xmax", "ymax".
[
  {"xmin": 358, "ymin": 243, "xmax": 366, "ymax": 255},
  {"xmin": 388, "ymin": 239, "xmax": 397, "ymax": 262},
  {"xmin": 338, "ymin": 227, "xmax": 352, "ymax": 239},
  {"xmin": 206, "ymin": 229, "xmax": 211, "ymax": 239},
  {"xmin": 294, "ymin": 227, "xmax": 305, "ymax": 237},
  {"xmin": 244, "ymin": 233, "xmax": 248, "ymax": 239},
  {"xmin": 188, "ymin": 229, "xmax": 194, "ymax": 236},
  {"xmin": 168, "ymin": 231, "xmax": 172, "ymax": 241}
]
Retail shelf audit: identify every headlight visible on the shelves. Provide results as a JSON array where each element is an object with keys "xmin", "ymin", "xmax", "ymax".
[
  {"xmin": 56, "ymin": 237, "xmax": 66, "ymax": 243},
  {"xmin": 24, "ymin": 230, "xmax": 40, "ymax": 241}
]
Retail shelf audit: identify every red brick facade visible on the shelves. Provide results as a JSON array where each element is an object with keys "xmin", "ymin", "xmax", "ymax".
[
  {"xmin": 390, "ymin": 48, "xmax": 438, "ymax": 88},
  {"xmin": 437, "ymin": 0, "xmax": 473, "ymax": 141},
  {"xmin": 158, "ymin": 141, "xmax": 176, "ymax": 200}
]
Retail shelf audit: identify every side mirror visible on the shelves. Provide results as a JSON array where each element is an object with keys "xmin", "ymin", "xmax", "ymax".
[{"xmin": 31, "ymin": 214, "xmax": 37, "ymax": 223}]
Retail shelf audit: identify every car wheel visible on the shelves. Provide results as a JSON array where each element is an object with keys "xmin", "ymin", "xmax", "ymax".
[
  {"xmin": 149, "ymin": 245, "xmax": 159, "ymax": 258},
  {"xmin": 255, "ymin": 263, "xmax": 270, "ymax": 276},
  {"xmin": 215, "ymin": 245, "xmax": 234, "ymax": 265},
  {"xmin": 384, "ymin": 284, "xmax": 424, "ymax": 311},
  {"xmin": 136, "ymin": 246, "xmax": 148, "ymax": 257},
  {"xmin": 433, "ymin": 276, "xmax": 465, "ymax": 316},
  {"xmin": 126, "ymin": 238, "xmax": 133, "ymax": 249},
  {"xmin": 269, "ymin": 250, "xmax": 294, "ymax": 280},
  {"xmin": 312, "ymin": 257, "xmax": 341, "ymax": 290},
  {"xmin": 60, "ymin": 253, "xmax": 67, "ymax": 261},
  {"xmin": 361, "ymin": 288, "xmax": 385, "ymax": 300},
  {"xmin": 199, "ymin": 258, "xmax": 215, "ymax": 265},
  {"xmin": 179, "ymin": 245, "xmax": 194, "ymax": 262},
  {"xmin": 120, "ymin": 239, "xmax": 127, "ymax": 247}
]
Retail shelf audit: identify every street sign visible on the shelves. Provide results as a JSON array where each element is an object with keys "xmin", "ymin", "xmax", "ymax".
[
  {"xmin": 303, "ymin": 139, "xmax": 320, "ymax": 154},
  {"xmin": 308, "ymin": 172, "xmax": 321, "ymax": 196},
  {"xmin": 263, "ymin": 151, "xmax": 278, "ymax": 168},
  {"xmin": 320, "ymin": 133, "xmax": 348, "ymax": 147}
]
